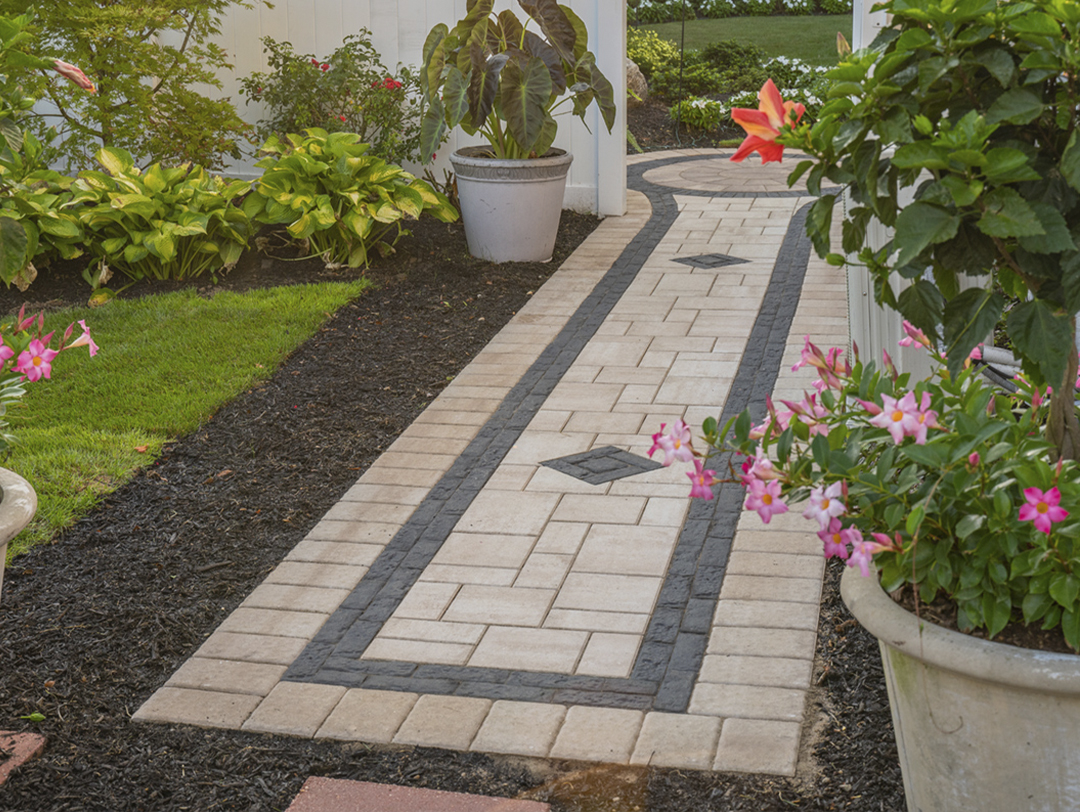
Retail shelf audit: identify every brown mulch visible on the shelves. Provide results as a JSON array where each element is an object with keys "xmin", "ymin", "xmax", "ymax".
[
  {"xmin": 627, "ymin": 97, "xmax": 742, "ymax": 153},
  {"xmin": 0, "ymin": 159, "xmax": 903, "ymax": 809}
]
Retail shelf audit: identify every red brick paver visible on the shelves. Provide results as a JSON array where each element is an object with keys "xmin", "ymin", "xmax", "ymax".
[{"xmin": 285, "ymin": 777, "xmax": 548, "ymax": 812}]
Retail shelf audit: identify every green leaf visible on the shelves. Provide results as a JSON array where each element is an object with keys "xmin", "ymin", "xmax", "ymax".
[
  {"xmin": 955, "ymin": 513, "xmax": 984, "ymax": 540},
  {"xmin": 943, "ymin": 288, "xmax": 1004, "ymax": 374},
  {"xmin": 96, "ymin": 147, "xmax": 136, "ymax": 176},
  {"xmin": 443, "ymin": 65, "xmax": 470, "ymax": 130},
  {"xmin": 975, "ymin": 46, "xmax": 1016, "ymax": 86},
  {"xmin": 891, "ymin": 141, "xmax": 949, "ymax": 171},
  {"xmin": 0, "ymin": 217, "xmax": 29, "ymax": 286},
  {"xmin": 1061, "ymin": 130, "xmax": 1080, "ymax": 193},
  {"xmin": 906, "ymin": 505, "xmax": 926, "ymax": 536},
  {"xmin": 986, "ymin": 88, "xmax": 1044, "ymax": 125},
  {"xmin": 805, "ymin": 195, "xmax": 836, "ymax": 258},
  {"xmin": 894, "ymin": 202, "xmax": 960, "ymax": 266},
  {"xmin": 1018, "ymin": 202, "xmax": 1075, "ymax": 254},
  {"xmin": 1063, "ymin": 609, "xmax": 1080, "ymax": 651},
  {"xmin": 1007, "ymin": 298, "xmax": 1073, "ymax": 387},
  {"xmin": 977, "ymin": 187, "xmax": 1045, "ymax": 238},
  {"xmin": 420, "ymin": 95, "xmax": 447, "ymax": 164},
  {"xmin": 519, "ymin": 0, "xmax": 577, "ymax": 65},
  {"xmin": 500, "ymin": 55, "xmax": 553, "ymax": 154},
  {"xmin": 983, "ymin": 147, "xmax": 1041, "ymax": 184},
  {"xmin": 1023, "ymin": 591, "xmax": 1054, "ymax": 623},
  {"xmin": 1050, "ymin": 573, "xmax": 1080, "ymax": 609}
]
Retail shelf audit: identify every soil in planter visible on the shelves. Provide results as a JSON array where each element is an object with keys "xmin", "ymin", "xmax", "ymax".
[{"xmin": 0, "ymin": 204, "xmax": 903, "ymax": 807}]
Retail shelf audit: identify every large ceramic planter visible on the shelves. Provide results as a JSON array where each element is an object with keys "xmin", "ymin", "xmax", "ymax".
[
  {"xmin": 449, "ymin": 147, "xmax": 572, "ymax": 263},
  {"xmin": 841, "ymin": 565, "xmax": 1080, "ymax": 812},
  {"xmin": 0, "ymin": 467, "xmax": 36, "ymax": 601}
]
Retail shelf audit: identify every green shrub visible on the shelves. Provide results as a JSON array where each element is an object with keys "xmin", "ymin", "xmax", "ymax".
[
  {"xmin": 697, "ymin": 0, "xmax": 737, "ymax": 17},
  {"xmin": 1, "ymin": 170, "xmax": 84, "ymax": 288},
  {"xmin": 71, "ymin": 148, "xmax": 252, "ymax": 282},
  {"xmin": 669, "ymin": 97, "xmax": 727, "ymax": 132},
  {"xmin": 818, "ymin": 0, "xmax": 852, "ymax": 11},
  {"xmin": 650, "ymin": 61, "xmax": 727, "ymax": 100},
  {"xmin": 737, "ymin": 0, "xmax": 777, "ymax": 14},
  {"xmin": 700, "ymin": 39, "xmax": 768, "ymax": 73},
  {"xmin": 239, "ymin": 33, "xmax": 428, "ymax": 166},
  {"xmin": 243, "ymin": 129, "xmax": 457, "ymax": 269},
  {"xmin": 2, "ymin": 0, "xmax": 253, "ymax": 172},
  {"xmin": 627, "ymin": 27, "xmax": 682, "ymax": 80}
]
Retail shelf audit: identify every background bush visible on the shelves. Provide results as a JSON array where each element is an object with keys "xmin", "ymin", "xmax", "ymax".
[{"xmin": 239, "ymin": 33, "xmax": 427, "ymax": 166}]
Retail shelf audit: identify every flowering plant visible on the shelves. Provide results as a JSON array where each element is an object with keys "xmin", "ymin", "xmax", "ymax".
[
  {"xmin": 655, "ymin": 327, "xmax": 1080, "ymax": 650},
  {"xmin": 0, "ymin": 307, "xmax": 97, "ymax": 452}
]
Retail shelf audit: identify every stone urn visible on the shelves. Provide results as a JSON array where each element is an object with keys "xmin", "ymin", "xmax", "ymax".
[
  {"xmin": 841, "ymin": 565, "xmax": 1080, "ymax": 812},
  {"xmin": 0, "ymin": 468, "xmax": 37, "ymax": 601},
  {"xmin": 449, "ymin": 147, "xmax": 573, "ymax": 263}
]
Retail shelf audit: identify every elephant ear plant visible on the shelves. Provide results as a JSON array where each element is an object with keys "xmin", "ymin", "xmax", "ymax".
[
  {"xmin": 419, "ymin": 0, "xmax": 617, "ymax": 160},
  {"xmin": 782, "ymin": 0, "xmax": 1080, "ymax": 463}
]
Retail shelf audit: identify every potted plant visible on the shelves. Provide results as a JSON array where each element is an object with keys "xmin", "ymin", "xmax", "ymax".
[
  {"xmin": 652, "ymin": 1, "xmax": 1080, "ymax": 809},
  {"xmin": 419, "ymin": 0, "xmax": 616, "ymax": 262}
]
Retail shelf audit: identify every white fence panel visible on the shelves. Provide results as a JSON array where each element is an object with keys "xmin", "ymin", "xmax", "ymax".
[{"xmin": 209, "ymin": 0, "xmax": 626, "ymax": 215}]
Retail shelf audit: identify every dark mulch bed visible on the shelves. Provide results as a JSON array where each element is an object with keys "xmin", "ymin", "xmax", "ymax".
[
  {"xmin": 628, "ymin": 97, "xmax": 742, "ymax": 153},
  {"xmin": 0, "ymin": 166, "xmax": 903, "ymax": 809}
]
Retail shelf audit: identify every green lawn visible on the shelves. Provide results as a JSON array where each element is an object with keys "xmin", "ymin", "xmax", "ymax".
[
  {"xmin": 3, "ymin": 279, "xmax": 371, "ymax": 559},
  {"xmin": 639, "ymin": 14, "xmax": 853, "ymax": 66}
]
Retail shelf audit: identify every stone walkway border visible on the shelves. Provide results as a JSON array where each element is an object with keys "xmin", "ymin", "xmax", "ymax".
[{"xmin": 134, "ymin": 149, "xmax": 849, "ymax": 777}]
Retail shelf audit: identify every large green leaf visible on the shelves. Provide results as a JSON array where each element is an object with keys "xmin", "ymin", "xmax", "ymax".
[
  {"xmin": 500, "ymin": 55, "xmax": 553, "ymax": 155},
  {"xmin": 469, "ymin": 42, "xmax": 505, "ymax": 127},
  {"xmin": 0, "ymin": 217, "xmax": 28, "ymax": 287},
  {"xmin": 977, "ymin": 187, "xmax": 1044, "ymax": 238},
  {"xmin": 894, "ymin": 202, "xmax": 960, "ymax": 267},
  {"xmin": 1018, "ymin": 202, "xmax": 1075, "ymax": 254},
  {"xmin": 96, "ymin": 147, "xmax": 136, "ymax": 177},
  {"xmin": 519, "ymin": 0, "xmax": 576, "ymax": 65},
  {"xmin": 523, "ymin": 30, "xmax": 567, "ymax": 94},
  {"xmin": 943, "ymin": 288, "xmax": 1004, "ymax": 375},
  {"xmin": 986, "ymin": 88, "xmax": 1044, "ymax": 125},
  {"xmin": 1061, "ymin": 130, "xmax": 1080, "ymax": 193},
  {"xmin": 897, "ymin": 279, "xmax": 944, "ymax": 334},
  {"xmin": 421, "ymin": 94, "xmax": 447, "ymax": 164},
  {"xmin": 1007, "ymin": 298, "xmax": 1073, "ymax": 387}
]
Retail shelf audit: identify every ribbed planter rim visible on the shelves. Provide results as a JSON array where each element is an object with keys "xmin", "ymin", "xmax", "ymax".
[
  {"xmin": 841, "ymin": 564, "xmax": 1080, "ymax": 694},
  {"xmin": 449, "ymin": 147, "xmax": 572, "ymax": 182}
]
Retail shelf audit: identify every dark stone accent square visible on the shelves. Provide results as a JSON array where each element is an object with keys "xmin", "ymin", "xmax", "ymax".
[
  {"xmin": 673, "ymin": 253, "xmax": 750, "ymax": 270},
  {"xmin": 540, "ymin": 446, "xmax": 662, "ymax": 485}
]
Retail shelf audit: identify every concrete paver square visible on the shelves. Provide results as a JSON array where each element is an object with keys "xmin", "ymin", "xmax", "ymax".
[
  {"xmin": 432, "ymin": 532, "xmax": 537, "ymax": 569},
  {"xmin": 469, "ymin": 626, "xmax": 588, "ymax": 672},
  {"xmin": 393, "ymin": 581, "xmax": 461, "ymax": 620},
  {"xmin": 713, "ymin": 718, "xmax": 801, "ymax": 776},
  {"xmin": 456, "ymin": 491, "xmax": 561, "ymax": 536},
  {"xmin": 133, "ymin": 687, "xmax": 260, "ymax": 729},
  {"xmin": 549, "ymin": 706, "xmax": 644, "ymax": 763},
  {"xmin": 554, "ymin": 572, "xmax": 663, "ymax": 615},
  {"xmin": 242, "ymin": 682, "xmax": 347, "ymax": 738},
  {"xmin": 575, "ymin": 633, "xmax": 641, "ymax": 678},
  {"xmin": 316, "ymin": 689, "xmax": 417, "ymax": 743},
  {"xmin": 573, "ymin": 525, "xmax": 678, "ymax": 577},
  {"xmin": 443, "ymin": 584, "xmax": 556, "ymax": 626},
  {"xmin": 629, "ymin": 713, "xmax": 722, "ymax": 770},
  {"xmin": 393, "ymin": 695, "xmax": 493, "ymax": 750},
  {"xmin": 471, "ymin": 701, "xmax": 567, "ymax": 758}
]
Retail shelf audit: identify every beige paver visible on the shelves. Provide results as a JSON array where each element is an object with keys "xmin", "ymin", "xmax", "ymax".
[
  {"xmin": 442, "ymin": 584, "xmax": 555, "ymax": 626},
  {"xmin": 194, "ymin": 631, "xmax": 308, "ymax": 665},
  {"xmin": 393, "ymin": 695, "xmax": 493, "ymax": 750},
  {"xmin": 133, "ymin": 687, "xmax": 260, "ymax": 729},
  {"xmin": 698, "ymin": 654, "xmax": 814, "ymax": 689},
  {"xmin": 713, "ymin": 718, "xmax": 802, "ymax": 776},
  {"xmin": 575, "ymin": 633, "xmax": 641, "ymax": 678},
  {"xmin": 242, "ymin": 681, "xmax": 347, "ymax": 737},
  {"xmin": 469, "ymin": 626, "xmax": 588, "ymax": 672},
  {"xmin": 316, "ymin": 689, "xmax": 418, "ymax": 743},
  {"xmin": 165, "ymin": 658, "xmax": 286, "ymax": 696},
  {"xmin": 630, "ymin": 713, "xmax": 722, "ymax": 770},
  {"xmin": 549, "ymin": 706, "xmax": 644, "ymax": 763},
  {"xmin": 470, "ymin": 701, "xmax": 567, "ymax": 757},
  {"xmin": 688, "ymin": 683, "xmax": 808, "ymax": 721}
]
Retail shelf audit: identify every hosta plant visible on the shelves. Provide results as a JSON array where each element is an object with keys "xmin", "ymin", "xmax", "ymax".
[
  {"xmin": 71, "ymin": 147, "xmax": 252, "ymax": 282},
  {"xmin": 420, "ymin": 0, "xmax": 616, "ymax": 160},
  {"xmin": 243, "ymin": 129, "xmax": 458, "ymax": 269}
]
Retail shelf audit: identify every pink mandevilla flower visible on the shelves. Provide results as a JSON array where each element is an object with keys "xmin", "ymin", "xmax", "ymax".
[
  {"xmin": 0, "ymin": 336, "xmax": 13, "ymax": 363},
  {"xmin": 910, "ymin": 391, "xmax": 939, "ymax": 445},
  {"xmin": 803, "ymin": 482, "xmax": 846, "ymax": 531},
  {"xmin": 649, "ymin": 420, "xmax": 695, "ymax": 466},
  {"xmin": 1019, "ymin": 487, "xmax": 1069, "ymax": 535},
  {"xmin": 67, "ymin": 320, "xmax": 99, "ymax": 357},
  {"xmin": 869, "ymin": 393, "xmax": 919, "ymax": 444},
  {"xmin": 898, "ymin": 320, "xmax": 931, "ymax": 349},
  {"xmin": 54, "ymin": 60, "xmax": 95, "ymax": 93},
  {"xmin": 847, "ymin": 529, "xmax": 878, "ymax": 577},
  {"xmin": 818, "ymin": 518, "xmax": 849, "ymax": 560},
  {"xmin": 740, "ymin": 456, "xmax": 779, "ymax": 486},
  {"xmin": 744, "ymin": 478, "xmax": 788, "ymax": 523},
  {"xmin": 687, "ymin": 459, "xmax": 716, "ymax": 500},
  {"xmin": 15, "ymin": 339, "xmax": 59, "ymax": 382}
]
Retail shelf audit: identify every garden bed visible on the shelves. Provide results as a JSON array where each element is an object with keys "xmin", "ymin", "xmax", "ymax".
[{"xmin": 0, "ymin": 180, "xmax": 901, "ymax": 811}]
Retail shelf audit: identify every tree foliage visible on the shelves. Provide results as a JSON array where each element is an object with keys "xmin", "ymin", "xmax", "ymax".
[{"xmin": 0, "ymin": 0, "xmax": 255, "ymax": 171}]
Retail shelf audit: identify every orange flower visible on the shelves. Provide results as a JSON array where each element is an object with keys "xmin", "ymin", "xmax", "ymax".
[
  {"xmin": 54, "ymin": 60, "xmax": 95, "ymax": 93},
  {"xmin": 730, "ymin": 79, "xmax": 804, "ymax": 164}
]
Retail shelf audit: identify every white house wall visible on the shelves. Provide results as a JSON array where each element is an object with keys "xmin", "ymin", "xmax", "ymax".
[{"xmin": 208, "ymin": 0, "xmax": 627, "ymax": 215}]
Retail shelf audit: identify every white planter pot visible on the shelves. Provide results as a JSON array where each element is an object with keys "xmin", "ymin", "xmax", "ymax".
[
  {"xmin": 841, "ymin": 565, "xmax": 1080, "ymax": 812},
  {"xmin": 0, "ymin": 467, "xmax": 36, "ymax": 602},
  {"xmin": 449, "ymin": 147, "xmax": 572, "ymax": 263}
]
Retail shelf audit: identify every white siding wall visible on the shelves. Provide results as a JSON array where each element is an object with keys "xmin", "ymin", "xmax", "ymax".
[{"xmin": 210, "ymin": 0, "xmax": 627, "ymax": 215}]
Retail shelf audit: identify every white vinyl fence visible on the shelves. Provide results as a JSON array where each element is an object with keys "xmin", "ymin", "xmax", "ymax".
[{"xmin": 209, "ymin": 0, "xmax": 627, "ymax": 216}]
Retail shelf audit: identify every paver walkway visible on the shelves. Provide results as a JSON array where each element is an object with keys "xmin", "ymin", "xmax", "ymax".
[{"xmin": 134, "ymin": 149, "xmax": 848, "ymax": 776}]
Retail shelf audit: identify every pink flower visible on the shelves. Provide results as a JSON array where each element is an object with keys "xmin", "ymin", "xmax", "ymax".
[
  {"xmin": 803, "ymin": 482, "xmax": 846, "ymax": 531},
  {"xmin": 846, "ymin": 529, "xmax": 877, "ymax": 576},
  {"xmin": 0, "ymin": 336, "xmax": 13, "ymax": 363},
  {"xmin": 1019, "ymin": 487, "xmax": 1069, "ymax": 535},
  {"xmin": 744, "ymin": 478, "xmax": 788, "ymax": 523},
  {"xmin": 898, "ymin": 320, "xmax": 931, "ymax": 349},
  {"xmin": 869, "ymin": 532, "xmax": 902, "ymax": 552},
  {"xmin": 818, "ymin": 518, "xmax": 849, "ymax": 559},
  {"xmin": 967, "ymin": 452, "xmax": 980, "ymax": 469},
  {"xmin": 66, "ymin": 320, "xmax": 98, "ymax": 357},
  {"xmin": 687, "ymin": 459, "xmax": 716, "ymax": 500},
  {"xmin": 54, "ymin": 60, "xmax": 95, "ymax": 93},
  {"xmin": 15, "ymin": 339, "xmax": 58, "ymax": 382},
  {"xmin": 740, "ymin": 456, "xmax": 779, "ymax": 486},
  {"xmin": 869, "ymin": 393, "xmax": 919, "ymax": 444},
  {"xmin": 649, "ymin": 420, "xmax": 695, "ymax": 466},
  {"xmin": 910, "ymin": 390, "xmax": 939, "ymax": 445},
  {"xmin": 320, "ymin": 63, "xmax": 330, "ymax": 72},
  {"xmin": 730, "ymin": 79, "xmax": 805, "ymax": 164}
]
